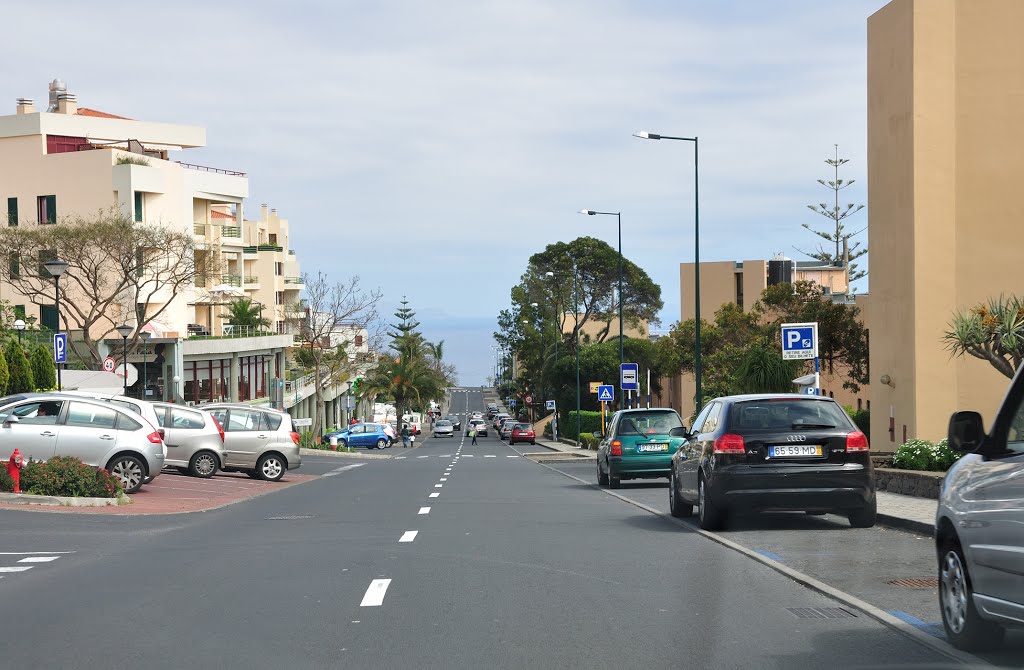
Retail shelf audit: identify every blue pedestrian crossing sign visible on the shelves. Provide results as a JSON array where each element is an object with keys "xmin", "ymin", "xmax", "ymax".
[
  {"xmin": 597, "ymin": 385, "xmax": 614, "ymax": 402},
  {"xmin": 53, "ymin": 333, "xmax": 67, "ymax": 364},
  {"xmin": 781, "ymin": 322, "xmax": 817, "ymax": 361}
]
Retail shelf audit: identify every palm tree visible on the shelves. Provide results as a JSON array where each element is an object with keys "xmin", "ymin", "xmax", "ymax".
[
  {"xmin": 943, "ymin": 294, "xmax": 1024, "ymax": 379},
  {"xmin": 223, "ymin": 298, "xmax": 270, "ymax": 330},
  {"xmin": 735, "ymin": 341, "xmax": 801, "ymax": 394}
]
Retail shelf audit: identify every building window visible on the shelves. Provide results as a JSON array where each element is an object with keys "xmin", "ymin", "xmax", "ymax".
[
  {"xmin": 7, "ymin": 197, "xmax": 17, "ymax": 226},
  {"xmin": 37, "ymin": 249, "xmax": 57, "ymax": 277},
  {"xmin": 13, "ymin": 305, "xmax": 25, "ymax": 319},
  {"xmin": 275, "ymin": 291, "xmax": 284, "ymax": 305},
  {"xmin": 735, "ymin": 273, "xmax": 744, "ymax": 309},
  {"xmin": 9, "ymin": 252, "xmax": 19, "ymax": 277},
  {"xmin": 857, "ymin": 398, "xmax": 862, "ymax": 411},
  {"xmin": 275, "ymin": 262, "xmax": 283, "ymax": 276},
  {"xmin": 37, "ymin": 195, "xmax": 56, "ymax": 224},
  {"xmin": 39, "ymin": 304, "xmax": 58, "ymax": 331},
  {"xmin": 134, "ymin": 191, "xmax": 143, "ymax": 222},
  {"xmin": 269, "ymin": 233, "xmax": 277, "ymax": 245}
]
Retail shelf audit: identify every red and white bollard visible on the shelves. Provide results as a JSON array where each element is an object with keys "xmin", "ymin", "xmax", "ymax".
[{"xmin": 7, "ymin": 448, "xmax": 24, "ymax": 493}]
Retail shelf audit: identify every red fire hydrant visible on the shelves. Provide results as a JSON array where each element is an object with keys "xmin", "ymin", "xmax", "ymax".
[{"xmin": 7, "ymin": 448, "xmax": 24, "ymax": 493}]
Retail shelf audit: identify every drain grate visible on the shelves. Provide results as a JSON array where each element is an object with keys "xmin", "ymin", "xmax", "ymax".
[
  {"xmin": 887, "ymin": 578, "xmax": 939, "ymax": 588},
  {"xmin": 265, "ymin": 514, "xmax": 315, "ymax": 520},
  {"xmin": 787, "ymin": 607, "xmax": 857, "ymax": 620}
]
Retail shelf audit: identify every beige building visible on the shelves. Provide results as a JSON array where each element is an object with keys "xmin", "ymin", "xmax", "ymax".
[
  {"xmin": 658, "ymin": 258, "xmax": 869, "ymax": 423},
  {"xmin": 867, "ymin": 0, "xmax": 1024, "ymax": 445}
]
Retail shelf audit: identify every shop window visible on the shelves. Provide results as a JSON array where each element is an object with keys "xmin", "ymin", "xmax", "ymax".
[{"xmin": 37, "ymin": 195, "xmax": 56, "ymax": 224}]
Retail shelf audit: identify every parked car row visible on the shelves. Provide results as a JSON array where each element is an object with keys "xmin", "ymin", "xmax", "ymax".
[{"xmin": 0, "ymin": 392, "xmax": 302, "ymax": 494}]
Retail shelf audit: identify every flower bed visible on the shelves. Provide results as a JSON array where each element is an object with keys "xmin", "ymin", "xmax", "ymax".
[{"xmin": 0, "ymin": 456, "xmax": 122, "ymax": 498}]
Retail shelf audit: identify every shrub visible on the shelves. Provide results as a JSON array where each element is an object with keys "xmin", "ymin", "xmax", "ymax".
[
  {"xmin": 19, "ymin": 456, "xmax": 122, "ymax": 498},
  {"xmin": 891, "ymin": 438, "xmax": 962, "ymax": 472},
  {"xmin": 4, "ymin": 341, "xmax": 33, "ymax": 393},
  {"xmin": 563, "ymin": 410, "xmax": 603, "ymax": 441},
  {"xmin": 0, "ymin": 345, "xmax": 8, "ymax": 394},
  {"xmin": 30, "ymin": 344, "xmax": 56, "ymax": 391},
  {"xmin": 116, "ymin": 154, "xmax": 150, "ymax": 166},
  {"xmin": 579, "ymin": 432, "xmax": 599, "ymax": 449},
  {"xmin": 0, "ymin": 466, "xmax": 13, "ymax": 492},
  {"xmin": 848, "ymin": 409, "xmax": 870, "ymax": 442}
]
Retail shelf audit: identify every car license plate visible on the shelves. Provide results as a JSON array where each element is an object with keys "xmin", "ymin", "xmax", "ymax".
[
  {"xmin": 638, "ymin": 443, "xmax": 668, "ymax": 452},
  {"xmin": 769, "ymin": 445, "xmax": 822, "ymax": 458}
]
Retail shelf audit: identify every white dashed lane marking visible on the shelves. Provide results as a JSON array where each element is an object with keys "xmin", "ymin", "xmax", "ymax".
[
  {"xmin": 360, "ymin": 579, "xmax": 392, "ymax": 607},
  {"xmin": 429, "ymin": 492, "xmax": 440, "ymax": 498},
  {"xmin": 322, "ymin": 463, "xmax": 366, "ymax": 477},
  {"xmin": 18, "ymin": 556, "xmax": 60, "ymax": 563},
  {"xmin": 399, "ymin": 531, "xmax": 418, "ymax": 543},
  {"xmin": 0, "ymin": 567, "xmax": 32, "ymax": 573},
  {"xmin": 418, "ymin": 507, "xmax": 431, "ymax": 515}
]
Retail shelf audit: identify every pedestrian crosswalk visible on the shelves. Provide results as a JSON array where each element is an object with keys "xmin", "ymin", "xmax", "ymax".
[{"xmin": 0, "ymin": 552, "xmax": 73, "ymax": 579}]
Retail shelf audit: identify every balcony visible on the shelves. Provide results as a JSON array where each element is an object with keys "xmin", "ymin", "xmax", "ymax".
[
  {"xmin": 242, "ymin": 246, "xmax": 259, "ymax": 258},
  {"xmin": 221, "ymin": 274, "xmax": 242, "ymax": 287},
  {"xmin": 193, "ymin": 223, "xmax": 207, "ymax": 236},
  {"xmin": 177, "ymin": 161, "xmax": 246, "ymax": 177},
  {"xmin": 244, "ymin": 275, "xmax": 260, "ymax": 289},
  {"xmin": 284, "ymin": 276, "xmax": 304, "ymax": 286},
  {"xmin": 221, "ymin": 225, "xmax": 242, "ymax": 238}
]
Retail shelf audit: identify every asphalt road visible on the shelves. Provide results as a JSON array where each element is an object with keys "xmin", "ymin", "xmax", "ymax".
[{"xmin": 0, "ymin": 387, "xmax": 998, "ymax": 669}]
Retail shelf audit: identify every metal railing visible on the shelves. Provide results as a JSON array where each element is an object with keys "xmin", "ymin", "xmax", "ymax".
[
  {"xmin": 284, "ymin": 277, "xmax": 304, "ymax": 285},
  {"xmin": 221, "ymin": 274, "xmax": 242, "ymax": 287},
  {"xmin": 188, "ymin": 324, "xmax": 278, "ymax": 340},
  {"xmin": 242, "ymin": 246, "xmax": 258, "ymax": 254},
  {"xmin": 221, "ymin": 225, "xmax": 241, "ymax": 238},
  {"xmin": 176, "ymin": 161, "xmax": 247, "ymax": 177},
  {"xmin": 193, "ymin": 223, "xmax": 207, "ymax": 236}
]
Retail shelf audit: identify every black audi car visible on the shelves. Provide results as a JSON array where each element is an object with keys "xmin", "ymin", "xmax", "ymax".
[{"xmin": 668, "ymin": 394, "xmax": 875, "ymax": 530}]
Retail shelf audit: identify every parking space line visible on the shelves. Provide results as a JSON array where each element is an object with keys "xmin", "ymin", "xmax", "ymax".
[
  {"xmin": 17, "ymin": 556, "xmax": 60, "ymax": 563},
  {"xmin": 359, "ymin": 579, "xmax": 392, "ymax": 607},
  {"xmin": 399, "ymin": 531, "xmax": 418, "ymax": 543},
  {"xmin": 322, "ymin": 463, "xmax": 367, "ymax": 478}
]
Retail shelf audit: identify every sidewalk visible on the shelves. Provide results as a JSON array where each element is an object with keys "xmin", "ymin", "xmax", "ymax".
[{"xmin": 531, "ymin": 437, "xmax": 936, "ymax": 533}]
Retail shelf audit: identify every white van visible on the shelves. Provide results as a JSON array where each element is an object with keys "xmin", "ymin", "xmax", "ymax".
[{"xmin": 402, "ymin": 413, "xmax": 422, "ymax": 435}]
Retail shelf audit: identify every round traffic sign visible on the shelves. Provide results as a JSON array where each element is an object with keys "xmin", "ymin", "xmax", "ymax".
[
  {"xmin": 525, "ymin": 395, "xmax": 533, "ymax": 404},
  {"xmin": 102, "ymin": 357, "xmax": 116, "ymax": 373}
]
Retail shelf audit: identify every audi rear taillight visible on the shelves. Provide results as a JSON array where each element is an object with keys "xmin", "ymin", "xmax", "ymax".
[
  {"xmin": 146, "ymin": 431, "xmax": 163, "ymax": 444},
  {"xmin": 713, "ymin": 434, "xmax": 745, "ymax": 454},
  {"xmin": 211, "ymin": 415, "xmax": 225, "ymax": 443},
  {"xmin": 290, "ymin": 431, "xmax": 301, "ymax": 445},
  {"xmin": 846, "ymin": 431, "xmax": 869, "ymax": 452},
  {"xmin": 610, "ymin": 440, "xmax": 622, "ymax": 456}
]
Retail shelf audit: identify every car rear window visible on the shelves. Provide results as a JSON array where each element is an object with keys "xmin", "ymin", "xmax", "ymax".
[
  {"xmin": 616, "ymin": 411, "xmax": 683, "ymax": 436},
  {"xmin": 262, "ymin": 412, "xmax": 283, "ymax": 431},
  {"xmin": 515, "ymin": 423, "xmax": 532, "ymax": 430},
  {"xmin": 727, "ymin": 399, "xmax": 853, "ymax": 432}
]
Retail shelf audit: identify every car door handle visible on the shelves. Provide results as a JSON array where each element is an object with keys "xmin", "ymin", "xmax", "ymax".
[
  {"xmin": 100, "ymin": 435, "xmax": 115, "ymax": 440},
  {"xmin": 257, "ymin": 434, "xmax": 267, "ymax": 439},
  {"xmin": 40, "ymin": 431, "xmax": 56, "ymax": 437}
]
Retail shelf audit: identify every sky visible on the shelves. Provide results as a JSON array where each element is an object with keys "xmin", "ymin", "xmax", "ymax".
[{"xmin": 0, "ymin": 0, "xmax": 886, "ymax": 385}]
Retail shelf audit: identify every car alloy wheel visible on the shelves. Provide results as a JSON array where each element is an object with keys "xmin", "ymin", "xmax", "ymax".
[
  {"xmin": 376, "ymin": 438, "xmax": 387, "ymax": 449},
  {"xmin": 108, "ymin": 455, "xmax": 145, "ymax": 494},
  {"xmin": 698, "ymin": 477, "xmax": 723, "ymax": 530},
  {"xmin": 939, "ymin": 541, "xmax": 1005, "ymax": 650},
  {"xmin": 257, "ymin": 454, "xmax": 285, "ymax": 482},
  {"xmin": 941, "ymin": 548, "xmax": 968, "ymax": 635},
  {"xmin": 597, "ymin": 459, "xmax": 609, "ymax": 486},
  {"xmin": 189, "ymin": 451, "xmax": 218, "ymax": 478}
]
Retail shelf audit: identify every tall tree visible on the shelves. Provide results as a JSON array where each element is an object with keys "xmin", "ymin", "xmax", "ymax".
[
  {"xmin": 0, "ymin": 346, "xmax": 8, "ymax": 395},
  {"xmin": 942, "ymin": 294, "xmax": 1024, "ymax": 379},
  {"xmin": 293, "ymin": 272, "xmax": 381, "ymax": 438},
  {"xmin": 799, "ymin": 145, "xmax": 867, "ymax": 281},
  {"xmin": 0, "ymin": 209, "xmax": 207, "ymax": 365},
  {"xmin": 5, "ymin": 341, "xmax": 34, "ymax": 394},
  {"xmin": 30, "ymin": 344, "xmax": 56, "ymax": 391}
]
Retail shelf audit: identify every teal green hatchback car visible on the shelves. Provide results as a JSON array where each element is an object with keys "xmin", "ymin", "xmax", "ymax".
[{"xmin": 596, "ymin": 408, "xmax": 687, "ymax": 489}]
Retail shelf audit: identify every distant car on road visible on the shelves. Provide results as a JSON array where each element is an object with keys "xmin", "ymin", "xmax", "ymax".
[
  {"xmin": 467, "ymin": 418, "xmax": 488, "ymax": 437},
  {"xmin": 509, "ymin": 423, "xmax": 536, "ymax": 445},
  {"xmin": 444, "ymin": 415, "xmax": 462, "ymax": 431},
  {"xmin": 324, "ymin": 423, "xmax": 392, "ymax": 450},
  {"xmin": 936, "ymin": 368, "xmax": 1024, "ymax": 651},
  {"xmin": 433, "ymin": 420, "xmax": 455, "ymax": 438},
  {"xmin": 666, "ymin": 395, "xmax": 876, "ymax": 530},
  {"xmin": 499, "ymin": 418, "xmax": 518, "ymax": 440},
  {"xmin": 492, "ymin": 413, "xmax": 510, "ymax": 429}
]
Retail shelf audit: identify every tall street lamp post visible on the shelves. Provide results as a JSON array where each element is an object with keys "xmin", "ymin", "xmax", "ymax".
[
  {"xmin": 13, "ymin": 319, "xmax": 25, "ymax": 346},
  {"xmin": 115, "ymin": 324, "xmax": 133, "ymax": 396},
  {"xmin": 579, "ymin": 209, "xmax": 623, "ymax": 374},
  {"xmin": 43, "ymin": 259, "xmax": 69, "ymax": 391},
  {"xmin": 140, "ymin": 331, "xmax": 152, "ymax": 398},
  {"xmin": 633, "ymin": 130, "xmax": 702, "ymax": 409}
]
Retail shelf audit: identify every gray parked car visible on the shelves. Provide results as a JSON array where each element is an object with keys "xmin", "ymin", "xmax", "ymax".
[
  {"xmin": 0, "ymin": 395, "xmax": 165, "ymax": 494},
  {"xmin": 148, "ymin": 403, "xmax": 226, "ymax": 478},
  {"xmin": 204, "ymin": 404, "xmax": 302, "ymax": 481},
  {"xmin": 937, "ymin": 367, "xmax": 1024, "ymax": 650},
  {"xmin": 433, "ymin": 419, "xmax": 454, "ymax": 438}
]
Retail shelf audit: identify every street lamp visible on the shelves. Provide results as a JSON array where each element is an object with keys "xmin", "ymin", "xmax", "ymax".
[
  {"xmin": 633, "ymin": 130, "xmax": 702, "ymax": 409},
  {"xmin": 580, "ymin": 209, "xmax": 623, "ymax": 392},
  {"xmin": 43, "ymin": 258, "xmax": 69, "ymax": 391},
  {"xmin": 115, "ymin": 323, "xmax": 133, "ymax": 396},
  {"xmin": 140, "ymin": 331, "xmax": 152, "ymax": 398},
  {"xmin": 13, "ymin": 319, "xmax": 25, "ymax": 346}
]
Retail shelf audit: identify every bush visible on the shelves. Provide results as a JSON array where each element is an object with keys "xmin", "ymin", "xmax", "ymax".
[
  {"xmin": 30, "ymin": 344, "xmax": 56, "ymax": 391},
  {"xmin": 0, "ymin": 466, "xmax": 13, "ymax": 492},
  {"xmin": 579, "ymin": 432, "xmax": 599, "ymax": 449},
  {"xmin": 891, "ymin": 438, "xmax": 961, "ymax": 472},
  {"xmin": 4, "ymin": 341, "xmax": 33, "ymax": 393},
  {"xmin": 563, "ymin": 410, "xmax": 603, "ymax": 441},
  {"xmin": 19, "ymin": 457, "xmax": 122, "ymax": 497},
  {"xmin": 848, "ymin": 409, "xmax": 870, "ymax": 442}
]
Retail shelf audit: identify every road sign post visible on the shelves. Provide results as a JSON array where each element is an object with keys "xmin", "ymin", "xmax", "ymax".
[
  {"xmin": 597, "ymin": 385, "xmax": 614, "ymax": 435},
  {"xmin": 546, "ymin": 400, "xmax": 557, "ymax": 441},
  {"xmin": 781, "ymin": 322, "xmax": 819, "ymax": 395},
  {"xmin": 102, "ymin": 357, "xmax": 115, "ymax": 373},
  {"xmin": 53, "ymin": 333, "xmax": 67, "ymax": 364},
  {"xmin": 620, "ymin": 363, "xmax": 638, "ymax": 409}
]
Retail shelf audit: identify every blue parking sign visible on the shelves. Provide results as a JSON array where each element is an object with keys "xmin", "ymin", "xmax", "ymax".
[
  {"xmin": 780, "ymin": 322, "xmax": 817, "ymax": 361},
  {"xmin": 53, "ymin": 333, "xmax": 67, "ymax": 364}
]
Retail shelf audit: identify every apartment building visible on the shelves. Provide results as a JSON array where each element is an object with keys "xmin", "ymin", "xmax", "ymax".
[{"xmin": 0, "ymin": 80, "xmax": 295, "ymax": 405}]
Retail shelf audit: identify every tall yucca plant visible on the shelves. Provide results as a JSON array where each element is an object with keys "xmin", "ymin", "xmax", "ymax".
[
  {"xmin": 943, "ymin": 294, "xmax": 1024, "ymax": 379},
  {"xmin": 735, "ymin": 341, "xmax": 801, "ymax": 394}
]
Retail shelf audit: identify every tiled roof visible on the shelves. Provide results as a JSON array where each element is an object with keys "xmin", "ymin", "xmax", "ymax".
[
  {"xmin": 76, "ymin": 107, "xmax": 131, "ymax": 120},
  {"xmin": 210, "ymin": 211, "xmax": 236, "ymax": 219}
]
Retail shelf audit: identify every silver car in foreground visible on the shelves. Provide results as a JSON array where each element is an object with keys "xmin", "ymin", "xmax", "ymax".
[
  {"xmin": 937, "ymin": 366, "xmax": 1024, "ymax": 650},
  {"xmin": 433, "ymin": 420, "xmax": 454, "ymax": 438},
  {"xmin": 204, "ymin": 404, "xmax": 301, "ymax": 481},
  {"xmin": 0, "ymin": 395, "xmax": 164, "ymax": 494}
]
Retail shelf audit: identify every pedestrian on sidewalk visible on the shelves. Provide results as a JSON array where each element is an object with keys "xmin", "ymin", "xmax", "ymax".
[
  {"xmin": 410, "ymin": 433, "xmax": 416, "ymax": 448},
  {"xmin": 401, "ymin": 424, "xmax": 410, "ymax": 448},
  {"xmin": 470, "ymin": 428, "xmax": 478, "ymax": 445}
]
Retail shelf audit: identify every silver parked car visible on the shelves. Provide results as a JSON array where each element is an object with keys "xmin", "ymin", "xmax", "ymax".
[
  {"xmin": 149, "ymin": 403, "xmax": 226, "ymax": 478},
  {"xmin": 204, "ymin": 404, "xmax": 302, "ymax": 481},
  {"xmin": 937, "ymin": 367, "xmax": 1024, "ymax": 650},
  {"xmin": 433, "ymin": 419, "xmax": 454, "ymax": 438},
  {"xmin": 0, "ymin": 395, "xmax": 164, "ymax": 494}
]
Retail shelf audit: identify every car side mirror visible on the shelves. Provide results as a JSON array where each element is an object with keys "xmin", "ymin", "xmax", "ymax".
[
  {"xmin": 948, "ymin": 411, "xmax": 985, "ymax": 452},
  {"xmin": 1, "ymin": 414, "xmax": 17, "ymax": 426},
  {"xmin": 670, "ymin": 426, "xmax": 688, "ymax": 438},
  {"xmin": 593, "ymin": 431, "xmax": 602, "ymax": 439}
]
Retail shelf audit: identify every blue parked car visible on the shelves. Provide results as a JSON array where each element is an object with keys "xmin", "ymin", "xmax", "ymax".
[{"xmin": 323, "ymin": 423, "xmax": 392, "ymax": 450}]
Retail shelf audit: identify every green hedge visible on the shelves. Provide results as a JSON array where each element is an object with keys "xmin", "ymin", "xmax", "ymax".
[
  {"xmin": 7, "ymin": 457, "xmax": 123, "ymax": 497},
  {"xmin": 891, "ymin": 438, "xmax": 960, "ymax": 472},
  {"xmin": 562, "ymin": 410, "xmax": 603, "ymax": 441}
]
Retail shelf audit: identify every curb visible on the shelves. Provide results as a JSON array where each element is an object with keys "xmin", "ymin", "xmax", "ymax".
[
  {"xmin": 300, "ymin": 448, "xmax": 393, "ymax": 460},
  {"xmin": 0, "ymin": 492, "xmax": 129, "ymax": 507},
  {"xmin": 877, "ymin": 512, "xmax": 934, "ymax": 536},
  {"xmin": 511, "ymin": 444, "xmax": 983, "ymax": 668}
]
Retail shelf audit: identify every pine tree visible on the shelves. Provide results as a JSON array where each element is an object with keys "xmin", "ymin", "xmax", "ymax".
[
  {"xmin": 30, "ymin": 344, "xmax": 56, "ymax": 390},
  {"xmin": 0, "ymin": 346, "xmax": 9, "ymax": 395},
  {"xmin": 799, "ymin": 145, "xmax": 867, "ymax": 281},
  {"xmin": 5, "ymin": 341, "xmax": 33, "ymax": 394}
]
